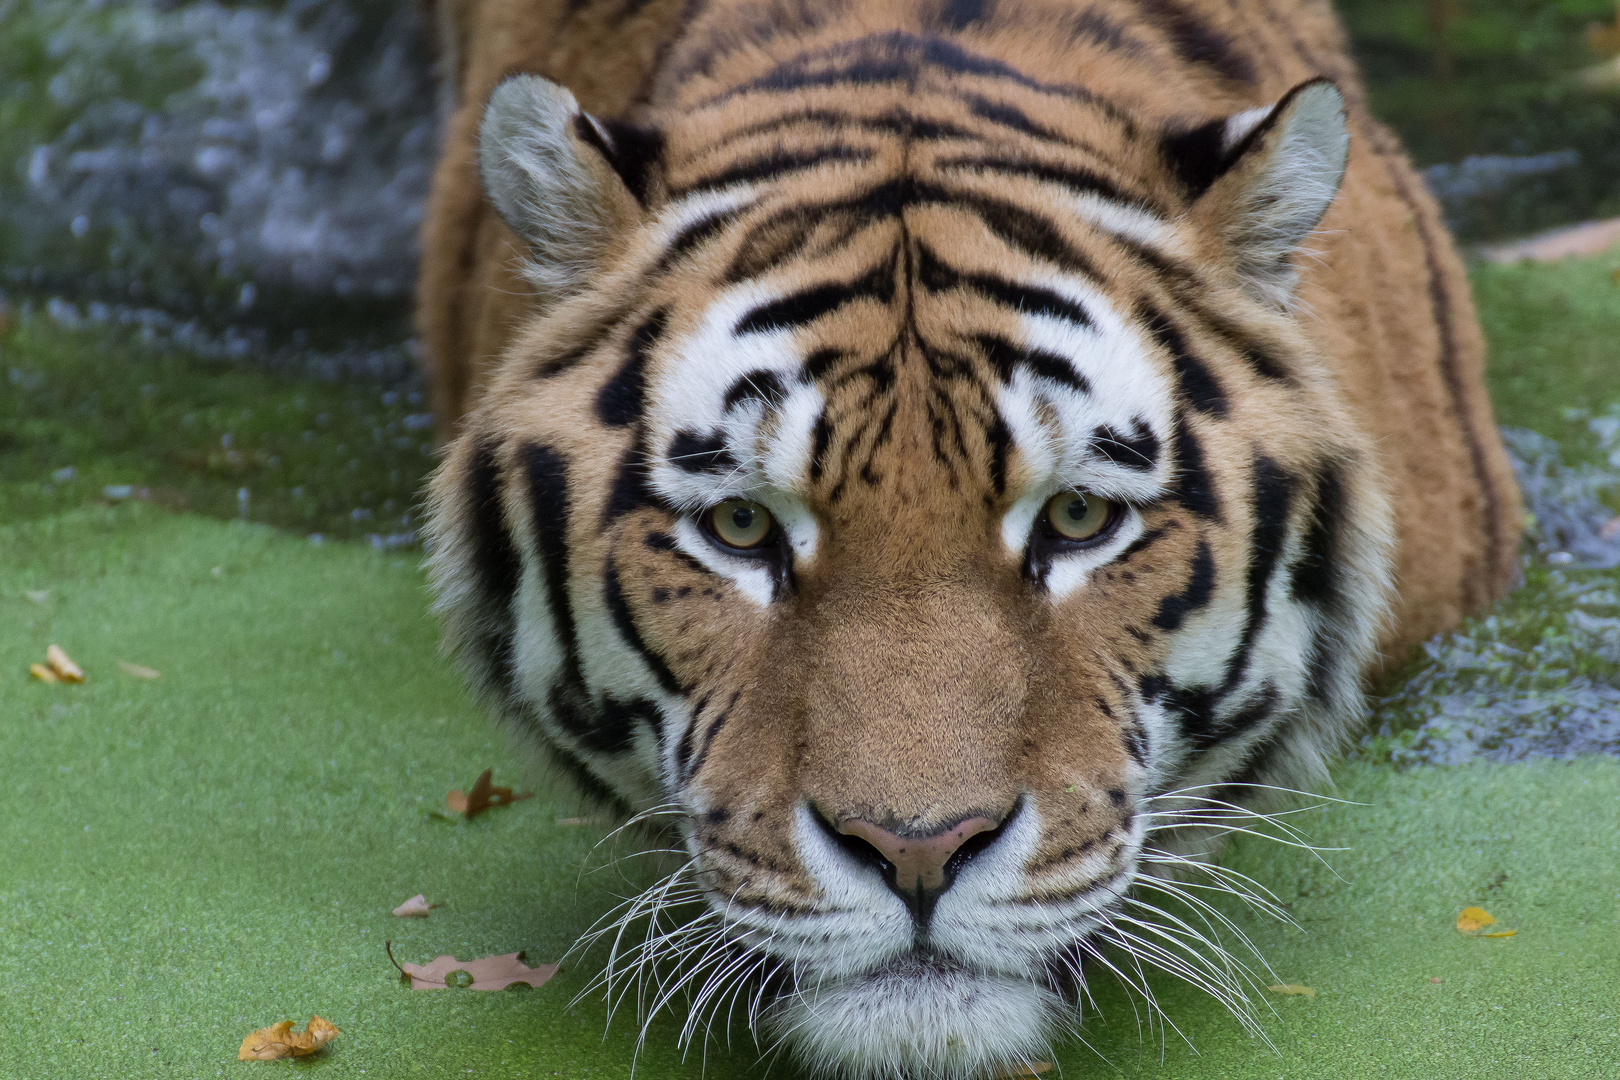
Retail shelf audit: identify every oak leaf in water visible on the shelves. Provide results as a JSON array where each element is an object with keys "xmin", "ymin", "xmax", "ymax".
[
  {"xmin": 237, "ymin": 1016, "xmax": 340, "ymax": 1060},
  {"xmin": 1267, "ymin": 983, "xmax": 1317, "ymax": 998},
  {"xmin": 445, "ymin": 768, "xmax": 533, "ymax": 818},
  {"xmin": 388, "ymin": 943, "xmax": 556, "ymax": 991}
]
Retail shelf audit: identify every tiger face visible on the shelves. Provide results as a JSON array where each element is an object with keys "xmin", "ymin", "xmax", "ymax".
[{"xmin": 427, "ymin": 42, "xmax": 1393, "ymax": 1079}]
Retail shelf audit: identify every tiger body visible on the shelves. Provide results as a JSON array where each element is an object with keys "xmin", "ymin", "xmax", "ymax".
[{"xmin": 418, "ymin": 1, "xmax": 1520, "ymax": 1075}]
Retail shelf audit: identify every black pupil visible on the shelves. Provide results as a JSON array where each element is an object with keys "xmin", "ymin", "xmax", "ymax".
[
  {"xmin": 1064, "ymin": 497, "xmax": 1087, "ymax": 521},
  {"xmin": 730, "ymin": 506, "xmax": 755, "ymax": 531}
]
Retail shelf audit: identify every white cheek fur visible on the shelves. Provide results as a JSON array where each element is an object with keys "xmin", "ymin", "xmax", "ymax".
[{"xmin": 1042, "ymin": 508, "xmax": 1145, "ymax": 601}]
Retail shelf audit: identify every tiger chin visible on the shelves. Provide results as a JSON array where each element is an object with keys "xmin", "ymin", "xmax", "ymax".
[{"xmin": 417, "ymin": 1, "xmax": 1520, "ymax": 1076}]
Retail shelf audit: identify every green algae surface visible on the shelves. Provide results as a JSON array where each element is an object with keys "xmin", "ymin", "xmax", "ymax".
[{"xmin": 2, "ymin": 504, "xmax": 1616, "ymax": 1079}]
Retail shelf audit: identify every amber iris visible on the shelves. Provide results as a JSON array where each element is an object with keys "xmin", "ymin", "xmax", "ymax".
[
  {"xmin": 1044, "ymin": 491, "xmax": 1115, "ymax": 541},
  {"xmin": 708, "ymin": 499, "xmax": 775, "ymax": 549}
]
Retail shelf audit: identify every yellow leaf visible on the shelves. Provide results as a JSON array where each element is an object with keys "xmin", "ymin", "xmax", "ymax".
[
  {"xmin": 1483, "ymin": 929, "xmax": 1517, "ymax": 938},
  {"xmin": 46, "ymin": 644, "xmax": 85, "ymax": 683},
  {"xmin": 117, "ymin": 660, "xmax": 161, "ymax": 679},
  {"xmin": 1456, "ymin": 907, "xmax": 1496, "ymax": 933},
  {"xmin": 1267, "ymin": 983, "xmax": 1317, "ymax": 998},
  {"xmin": 30, "ymin": 662, "xmax": 59, "ymax": 683},
  {"xmin": 237, "ymin": 1016, "xmax": 340, "ymax": 1060}
]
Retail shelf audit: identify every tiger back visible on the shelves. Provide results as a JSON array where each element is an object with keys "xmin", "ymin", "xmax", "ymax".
[{"xmin": 417, "ymin": 2, "xmax": 1521, "ymax": 1076}]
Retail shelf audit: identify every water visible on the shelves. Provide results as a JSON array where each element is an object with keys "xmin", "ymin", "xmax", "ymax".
[{"xmin": 1364, "ymin": 421, "xmax": 1620, "ymax": 766}]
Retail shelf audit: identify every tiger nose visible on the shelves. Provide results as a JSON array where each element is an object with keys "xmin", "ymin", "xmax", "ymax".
[{"xmin": 834, "ymin": 812, "xmax": 1007, "ymax": 925}]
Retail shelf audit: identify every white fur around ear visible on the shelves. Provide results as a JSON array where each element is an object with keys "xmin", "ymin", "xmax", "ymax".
[
  {"xmin": 1203, "ymin": 80, "xmax": 1349, "ymax": 306},
  {"xmin": 478, "ymin": 74, "xmax": 626, "ymax": 302}
]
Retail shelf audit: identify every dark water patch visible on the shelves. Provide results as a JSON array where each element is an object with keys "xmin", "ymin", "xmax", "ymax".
[
  {"xmin": 0, "ymin": 0, "xmax": 437, "ymax": 335},
  {"xmin": 1363, "ymin": 426, "xmax": 1620, "ymax": 766},
  {"xmin": 0, "ymin": 306, "xmax": 433, "ymax": 547}
]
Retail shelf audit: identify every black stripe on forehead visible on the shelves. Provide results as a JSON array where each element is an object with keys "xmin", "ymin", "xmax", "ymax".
[
  {"xmin": 735, "ymin": 261, "xmax": 896, "ymax": 335},
  {"xmin": 976, "ymin": 334, "xmax": 1090, "ymax": 393},
  {"xmin": 1169, "ymin": 414, "xmax": 1221, "ymax": 520},
  {"xmin": 706, "ymin": 30, "xmax": 1141, "ymax": 132},
  {"xmin": 596, "ymin": 309, "xmax": 667, "ymax": 428},
  {"xmin": 670, "ymin": 145, "xmax": 874, "ymax": 198},
  {"xmin": 1138, "ymin": 302, "xmax": 1227, "ymax": 418},
  {"xmin": 1135, "ymin": 0, "xmax": 1257, "ymax": 86},
  {"xmin": 917, "ymin": 244, "xmax": 1092, "ymax": 330},
  {"xmin": 1090, "ymin": 420, "xmax": 1161, "ymax": 471},
  {"xmin": 667, "ymin": 429, "xmax": 740, "ymax": 474}
]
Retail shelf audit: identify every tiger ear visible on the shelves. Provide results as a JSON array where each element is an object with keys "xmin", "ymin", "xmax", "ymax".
[
  {"xmin": 478, "ymin": 74, "xmax": 662, "ymax": 302},
  {"xmin": 1169, "ymin": 79, "xmax": 1349, "ymax": 307}
]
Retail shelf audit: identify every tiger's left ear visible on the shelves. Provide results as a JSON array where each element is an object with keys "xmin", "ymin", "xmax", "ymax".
[
  {"xmin": 1167, "ymin": 79, "xmax": 1349, "ymax": 306},
  {"xmin": 479, "ymin": 74, "xmax": 663, "ymax": 306}
]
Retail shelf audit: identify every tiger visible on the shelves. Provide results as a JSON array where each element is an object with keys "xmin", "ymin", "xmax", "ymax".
[{"xmin": 416, "ymin": 0, "xmax": 1521, "ymax": 1075}]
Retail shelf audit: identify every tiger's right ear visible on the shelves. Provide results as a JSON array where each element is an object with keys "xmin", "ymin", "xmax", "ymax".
[
  {"xmin": 478, "ymin": 74, "xmax": 662, "ymax": 302},
  {"xmin": 1166, "ymin": 79, "xmax": 1349, "ymax": 308}
]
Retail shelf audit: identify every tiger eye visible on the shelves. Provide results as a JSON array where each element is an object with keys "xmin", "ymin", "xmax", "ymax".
[
  {"xmin": 1044, "ymin": 491, "xmax": 1115, "ymax": 542},
  {"xmin": 708, "ymin": 499, "xmax": 775, "ymax": 550}
]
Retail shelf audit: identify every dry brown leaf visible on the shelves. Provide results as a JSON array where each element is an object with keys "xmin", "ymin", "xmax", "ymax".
[
  {"xmin": 237, "ymin": 1016, "xmax": 340, "ymax": 1060},
  {"xmin": 117, "ymin": 660, "xmax": 161, "ymax": 679},
  {"xmin": 990, "ymin": 1062, "xmax": 1053, "ymax": 1078},
  {"xmin": 46, "ymin": 644, "xmax": 84, "ymax": 683},
  {"xmin": 1266, "ymin": 983, "xmax": 1317, "ymax": 998},
  {"xmin": 1456, "ymin": 906, "xmax": 1496, "ymax": 933},
  {"xmin": 445, "ymin": 768, "xmax": 533, "ymax": 818},
  {"xmin": 30, "ymin": 662, "xmax": 59, "ymax": 683},
  {"xmin": 392, "ymin": 894, "xmax": 435, "ymax": 918},
  {"xmin": 1429, "ymin": 977, "xmax": 1444, "ymax": 984},
  {"xmin": 389, "ymin": 944, "xmax": 556, "ymax": 991}
]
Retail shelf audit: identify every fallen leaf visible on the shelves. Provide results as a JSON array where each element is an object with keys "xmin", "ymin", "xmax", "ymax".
[
  {"xmin": 30, "ymin": 662, "xmax": 59, "ymax": 683},
  {"xmin": 1266, "ymin": 983, "xmax": 1317, "ymax": 998},
  {"xmin": 990, "ymin": 1062, "xmax": 1053, "ymax": 1078},
  {"xmin": 1456, "ymin": 906, "xmax": 1496, "ymax": 933},
  {"xmin": 46, "ymin": 644, "xmax": 85, "ymax": 683},
  {"xmin": 1482, "ymin": 929, "xmax": 1518, "ymax": 938},
  {"xmin": 392, "ymin": 893, "xmax": 435, "ymax": 917},
  {"xmin": 24, "ymin": 589, "xmax": 50, "ymax": 604},
  {"xmin": 117, "ymin": 660, "xmax": 161, "ymax": 679},
  {"xmin": 388, "ymin": 942, "xmax": 556, "ymax": 991},
  {"xmin": 237, "ymin": 1016, "xmax": 340, "ymax": 1060},
  {"xmin": 445, "ymin": 768, "xmax": 533, "ymax": 819}
]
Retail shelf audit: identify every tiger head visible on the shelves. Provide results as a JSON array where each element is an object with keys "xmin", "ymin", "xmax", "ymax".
[{"xmin": 427, "ymin": 60, "xmax": 1392, "ymax": 1080}]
